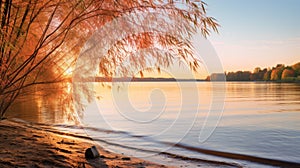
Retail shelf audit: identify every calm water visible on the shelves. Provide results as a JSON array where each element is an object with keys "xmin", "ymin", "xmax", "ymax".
[{"xmin": 7, "ymin": 82, "xmax": 300, "ymax": 167}]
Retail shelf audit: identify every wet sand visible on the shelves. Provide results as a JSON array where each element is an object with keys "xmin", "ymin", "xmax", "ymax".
[{"xmin": 0, "ymin": 119, "xmax": 169, "ymax": 168}]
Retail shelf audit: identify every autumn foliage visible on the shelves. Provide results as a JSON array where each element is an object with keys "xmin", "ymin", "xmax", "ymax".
[
  {"xmin": 222, "ymin": 62, "xmax": 300, "ymax": 82},
  {"xmin": 1, "ymin": 0, "xmax": 219, "ymax": 119}
]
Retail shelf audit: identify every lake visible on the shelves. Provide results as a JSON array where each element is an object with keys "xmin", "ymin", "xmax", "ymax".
[{"xmin": 7, "ymin": 82, "xmax": 300, "ymax": 167}]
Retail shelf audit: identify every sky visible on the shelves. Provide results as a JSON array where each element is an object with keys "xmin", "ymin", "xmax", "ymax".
[{"xmin": 205, "ymin": 0, "xmax": 300, "ymax": 72}]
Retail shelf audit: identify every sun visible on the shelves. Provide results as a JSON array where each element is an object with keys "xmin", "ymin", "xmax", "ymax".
[{"xmin": 64, "ymin": 67, "xmax": 73, "ymax": 77}]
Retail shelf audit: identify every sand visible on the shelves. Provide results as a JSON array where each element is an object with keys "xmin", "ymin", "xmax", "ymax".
[{"xmin": 0, "ymin": 119, "xmax": 169, "ymax": 168}]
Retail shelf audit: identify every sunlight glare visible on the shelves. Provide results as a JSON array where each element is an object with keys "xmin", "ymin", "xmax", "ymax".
[{"xmin": 64, "ymin": 67, "xmax": 73, "ymax": 77}]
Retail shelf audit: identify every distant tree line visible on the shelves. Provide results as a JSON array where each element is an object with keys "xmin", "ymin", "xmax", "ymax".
[{"xmin": 207, "ymin": 62, "xmax": 300, "ymax": 82}]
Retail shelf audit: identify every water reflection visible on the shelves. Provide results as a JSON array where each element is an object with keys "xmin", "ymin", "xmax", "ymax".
[
  {"xmin": 89, "ymin": 82, "xmax": 300, "ymax": 163},
  {"xmin": 5, "ymin": 81, "xmax": 300, "ymax": 165},
  {"xmin": 7, "ymin": 83, "xmax": 76, "ymax": 124}
]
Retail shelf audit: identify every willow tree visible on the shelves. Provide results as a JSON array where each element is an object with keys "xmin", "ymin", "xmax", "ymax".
[{"xmin": 0, "ymin": 0, "xmax": 218, "ymax": 119}]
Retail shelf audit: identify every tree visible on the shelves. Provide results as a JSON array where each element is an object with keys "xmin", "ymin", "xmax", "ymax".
[
  {"xmin": 250, "ymin": 68, "xmax": 267, "ymax": 81},
  {"xmin": 292, "ymin": 62, "xmax": 300, "ymax": 76},
  {"xmin": 270, "ymin": 65, "xmax": 285, "ymax": 81},
  {"xmin": 0, "ymin": 0, "xmax": 219, "ymax": 119},
  {"xmin": 281, "ymin": 68, "xmax": 295, "ymax": 80},
  {"xmin": 253, "ymin": 67, "xmax": 261, "ymax": 74},
  {"xmin": 263, "ymin": 70, "xmax": 271, "ymax": 81},
  {"xmin": 226, "ymin": 71, "xmax": 251, "ymax": 81}
]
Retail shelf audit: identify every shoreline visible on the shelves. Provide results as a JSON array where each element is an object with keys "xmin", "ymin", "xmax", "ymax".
[
  {"xmin": 0, "ymin": 119, "xmax": 168, "ymax": 168},
  {"xmin": 0, "ymin": 119, "xmax": 246, "ymax": 168},
  {"xmin": 4, "ymin": 118, "xmax": 295, "ymax": 168}
]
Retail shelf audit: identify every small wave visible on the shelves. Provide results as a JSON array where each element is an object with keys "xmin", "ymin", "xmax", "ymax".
[
  {"xmin": 91, "ymin": 137, "xmax": 242, "ymax": 167},
  {"xmin": 82, "ymin": 125, "xmax": 300, "ymax": 167},
  {"xmin": 164, "ymin": 142, "xmax": 300, "ymax": 168}
]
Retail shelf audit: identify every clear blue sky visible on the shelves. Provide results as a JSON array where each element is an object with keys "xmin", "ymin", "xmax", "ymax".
[{"xmin": 206, "ymin": 0, "xmax": 300, "ymax": 72}]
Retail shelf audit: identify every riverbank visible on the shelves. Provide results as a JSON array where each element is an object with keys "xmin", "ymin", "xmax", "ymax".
[{"xmin": 0, "ymin": 119, "xmax": 168, "ymax": 168}]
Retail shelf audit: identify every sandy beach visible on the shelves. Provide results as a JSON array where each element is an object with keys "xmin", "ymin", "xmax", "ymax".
[{"xmin": 0, "ymin": 119, "xmax": 168, "ymax": 168}]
